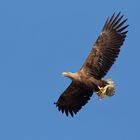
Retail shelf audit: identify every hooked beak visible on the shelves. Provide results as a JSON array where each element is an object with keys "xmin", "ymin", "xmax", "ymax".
[{"xmin": 62, "ymin": 72, "xmax": 67, "ymax": 76}]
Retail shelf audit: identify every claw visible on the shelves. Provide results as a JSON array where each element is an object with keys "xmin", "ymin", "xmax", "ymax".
[
  {"xmin": 96, "ymin": 78, "xmax": 115, "ymax": 100},
  {"xmin": 96, "ymin": 86, "xmax": 107, "ymax": 99}
]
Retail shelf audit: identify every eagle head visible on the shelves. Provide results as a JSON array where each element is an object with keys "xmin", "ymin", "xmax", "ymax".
[{"xmin": 62, "ymin": 72, "xmax": 78, "ymax": 80}]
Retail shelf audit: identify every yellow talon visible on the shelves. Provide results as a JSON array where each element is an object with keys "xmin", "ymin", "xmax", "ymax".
[
  {"xmin": 96, "ymin": 78, "xmax": 115, "ymax": 100},
  {"xmin": 96, "ymin": 86, "xmax": 107, "ymax": 99}
]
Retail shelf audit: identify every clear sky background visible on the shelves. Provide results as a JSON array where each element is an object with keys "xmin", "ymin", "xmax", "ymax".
[{"xmin": 0, "ymin": 0, "xmax": 139, "ymax": 140}]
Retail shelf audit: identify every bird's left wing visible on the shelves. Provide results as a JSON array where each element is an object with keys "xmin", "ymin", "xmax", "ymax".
[
  {"xmin": 80, "ymin": 13, "xmax": 128, "ymax": 79},
  {"xmin": 54, "ymin": 81, "xmax": 93, "ymax": 117}
]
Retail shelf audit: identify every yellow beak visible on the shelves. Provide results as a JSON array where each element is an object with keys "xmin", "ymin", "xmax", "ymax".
[{"xmin": 62, "ymin": 72, "xmax": 67, "ymax": 76}]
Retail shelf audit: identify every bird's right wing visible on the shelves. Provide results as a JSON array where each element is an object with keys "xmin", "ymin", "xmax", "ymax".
[{"xmin": 54, "ymin": 82, "xmax": 93, "ymax": 117}]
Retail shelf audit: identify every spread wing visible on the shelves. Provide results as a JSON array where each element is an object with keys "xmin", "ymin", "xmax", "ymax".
[
  {"xmin": 81, "ymin": 12, "xmax": 128, "ymax": 79},
  {"xmin": 54, "ymin": 82, "xmax": 93, "ymax": 117}
]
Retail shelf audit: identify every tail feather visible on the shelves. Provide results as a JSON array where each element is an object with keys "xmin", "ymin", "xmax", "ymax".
[{"xmin": 105, "ymin": 78, "xmax": 115, "ymax": 97}]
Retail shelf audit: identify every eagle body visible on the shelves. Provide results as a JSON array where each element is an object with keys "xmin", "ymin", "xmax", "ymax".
[
  {"xmin": 62, "ymin": 71, "xmax": 107, "ymax": 91},
  {"xmin": 55, "ymin": 13, "xmax": 128, "ymax": 117}
]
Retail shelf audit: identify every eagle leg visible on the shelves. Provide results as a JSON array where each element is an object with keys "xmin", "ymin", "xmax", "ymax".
[{"xmin": 96, "ymin": 78, "xmax": 115, "ymax": 100}]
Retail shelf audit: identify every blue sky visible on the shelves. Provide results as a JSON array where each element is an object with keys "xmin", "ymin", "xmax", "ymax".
[{"xmin": 0, "ymin": 0, "xmax": 139, "ymax": 140}]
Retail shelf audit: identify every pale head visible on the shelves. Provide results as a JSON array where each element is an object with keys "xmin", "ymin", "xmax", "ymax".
[{"xmin": 62, "ymin": 72, "xmax": 79, "ymax": 80}]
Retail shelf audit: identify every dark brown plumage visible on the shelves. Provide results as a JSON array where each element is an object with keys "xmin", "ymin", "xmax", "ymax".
[{"xmin": 54, "ymin": 12, "xmax": 128, "ymax": 117}]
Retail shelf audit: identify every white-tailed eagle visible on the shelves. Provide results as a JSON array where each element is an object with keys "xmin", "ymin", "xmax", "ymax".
[{"xmin": 54, "ymin": 12, "xmax": 128, "ymax": 117}]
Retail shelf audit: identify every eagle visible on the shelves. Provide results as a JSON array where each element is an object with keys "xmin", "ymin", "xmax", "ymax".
[{"xmin": 54, "ymin": 12, "xmax": 128, "ymax": 117}]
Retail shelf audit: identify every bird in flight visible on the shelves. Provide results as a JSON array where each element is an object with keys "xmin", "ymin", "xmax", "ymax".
[{"xmin": 54, "ymin": 12, "xmax": 128, "ymax": 117}]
